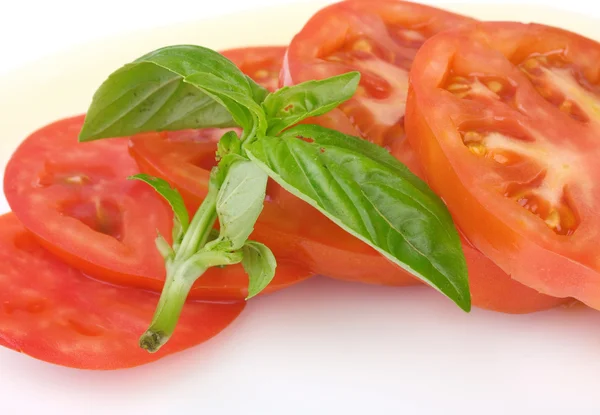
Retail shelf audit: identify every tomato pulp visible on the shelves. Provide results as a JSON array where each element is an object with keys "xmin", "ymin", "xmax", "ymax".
[
  {"xmin": 0, "ymin": 213, "xmax": 244, "ymax": 369},
  {"xmin": 4, "ymin": 115, "xmax": 312, "ymax": 300},
  {"xmin": 406, "ymin": 21, "xmax": 600, "ymax": 309}
]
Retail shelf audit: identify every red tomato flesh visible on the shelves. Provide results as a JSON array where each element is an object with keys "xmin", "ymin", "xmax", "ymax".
[
  {"xmin": 4, "ymin": 115, "xmax": 313, "ymax": 301},
  {"xmin": 281, "ymin": 0, "xmax": 569, "ymax": 312},
  {"xmin": 0, "ymin": 213, "xmax": 245, "ymax": 369},
  {"xmin": 406, "ymin": 21, "xmax": 600, "ymax": 309}
]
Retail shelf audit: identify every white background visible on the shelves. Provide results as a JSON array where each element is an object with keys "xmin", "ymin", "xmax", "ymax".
[
  {"xmin": 1, "ymin": 0, "xmax": 599, "ymax": 75},
  {"xmin": 2, "ymin": 1, "xmax": 600, "ymax": 415}
]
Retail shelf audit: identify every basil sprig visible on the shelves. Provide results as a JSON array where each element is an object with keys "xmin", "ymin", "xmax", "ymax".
[{"xmin": 79, "ymin": 45, "xmax": 470, "ymax": 352}]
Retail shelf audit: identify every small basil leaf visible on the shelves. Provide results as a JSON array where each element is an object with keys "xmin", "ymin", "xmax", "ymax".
[
  {"xmin": 262, "ymin": 71, "xmax": 360, "ymax": 135},
  {"xmin": 209, "ymin": 160, "xmax": 268, "ymax": 252},
  {"xmin": 246, "ymin": 132, "xmax": 470, "ymax": 311},
  {"xmin": 79, "ymin": 45, "xmax": 257, "ymax": 141},
  {"xmin": 130, "ymin": 174, "xmax": 189, "ymax": 242},
  {"xmin": 242, "ymin": 241, "xmax": 277, "ymax": 300},
  {"xmin": 217, "ymin": 130, "xmax": 242, "ymax": 161}
]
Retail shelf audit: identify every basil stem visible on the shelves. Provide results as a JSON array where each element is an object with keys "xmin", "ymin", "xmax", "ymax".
[
  {"xmin": 175, "ymin": 171, "xmax": 219, "ymax": 261},
  {"xmin": 140, "ymin": 249, "xmax": 242, "ymax": 352}
]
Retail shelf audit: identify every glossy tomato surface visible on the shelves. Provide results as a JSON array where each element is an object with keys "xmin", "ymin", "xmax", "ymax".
[
  {"xmin": 0, "ymin": 213, "xmax": 245, "ymax": 369},
  {"xmin": 282, "ymin": 1, "xmax": 568, "ymax": 312},
  {"xmin": 4, "ymin": 115, "xmax": 312, "ymax": 301},
  {"xmin": 129, "ymin": 45, "xmax": 417, "ymax": 287},
  {"xmin": 406, "ymin": 21, "xmax": 600, "ymax": 309}
]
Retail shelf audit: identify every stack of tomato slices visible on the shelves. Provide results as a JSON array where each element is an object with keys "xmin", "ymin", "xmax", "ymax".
[{"xmin": 3, "ymin": 0, "xmax": 600, "ymax": 370}]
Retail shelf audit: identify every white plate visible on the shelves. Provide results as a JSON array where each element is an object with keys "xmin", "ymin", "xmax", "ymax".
[{"xmin": 1, "ymin": 2, "xmax": 600, "ymax": 414}]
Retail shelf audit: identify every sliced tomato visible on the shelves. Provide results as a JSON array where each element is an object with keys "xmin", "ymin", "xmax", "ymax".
[
  {"xmin": 0, "ymin": 213, "xmax": 244, "ymax": 369},
  {"xmin": 3, "ymin": 115, "xmax": 312, "ymax": 300},
  {"xmin": 406, "ymin": 22, "xmax": 600, "ymax": 309},
  {"xmin": 279, "ymin": 1, "xmax": 569, "ymax": 312}
]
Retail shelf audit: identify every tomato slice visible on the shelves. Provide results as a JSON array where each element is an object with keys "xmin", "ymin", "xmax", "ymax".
[
  {"xmin": 0, "ymin": 213, "xmax": 244, "ymax": 369},
  {"xmin": 4, "ymin": 115, "xmax": 312, "ymax": 300},
  {"xmin": 406, "ymin": 22, "xmax": 600, "ymax": 308},
  {"xmin": 280, "ymin": 1, "xmax": 569, "ymax": 312}
]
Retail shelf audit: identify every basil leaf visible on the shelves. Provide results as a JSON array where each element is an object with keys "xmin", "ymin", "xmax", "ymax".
[
  {"xmin": 79, "ymin": 45, "xmax": 259, "ymax": 141},
  {"xmin": 217, "ymin": 130, "xmax": 242, "ymax": 161},
  {"xmin": 130, "ymin": 174, "xmax": 189, "ymax": 242},
  {"xmin": 262, "ymin": 72, "xmax": 360, "ymax": 136},
  {"xmin": 246, "ymin": 130, "xmax": 470, "ymax": 311},
  {"xmin": 242, "ymin": 241, "xmax": 277, "ymax": 300},
  {"xmin": 208, "ymin": 160, "xmax": 268, "ymax": 252}
]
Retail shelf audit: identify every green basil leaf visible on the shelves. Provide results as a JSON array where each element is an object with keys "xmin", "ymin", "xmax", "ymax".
[
  {"xmin": 242, "ymin": 241, "xmax": 277, "ymax": 300},
  {"xmin": 217, "ymin": 130, "xmax": 242, "ymax": 161},
  {"xmin": 130, "ymin": 174, "xmax": 189, "ymax": 242},
  {"xmin": 79, "ymin": 45, "xmax": 259, "ymax": 141},
  {"xmin": 262, "ymin": 72, "xmax": 360, "ymax": 136},
  {"xmin": 208, "ymin": 160, "xmax": 268, "ymax": 252},
  {"xmin": 246, "ymin": 129, "xmax": 470, "ymax": 311}
]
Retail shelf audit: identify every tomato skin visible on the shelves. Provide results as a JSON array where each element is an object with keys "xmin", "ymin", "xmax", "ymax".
[
  {"xmin": 406, "ymin": 22, "xmax": 600, "ymax": 308},
  {"xmin": 4, "ymin": 115, "xmax": 313, "ymax": 301},
  {"xmin": 461, "ymin": 234, "xmax": 571, "ymax": 313},
  {"xmin": 0, "ymin": 213, "xmax": 245, "ymax": 369}
]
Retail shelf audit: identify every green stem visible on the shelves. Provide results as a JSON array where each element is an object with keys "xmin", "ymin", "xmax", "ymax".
[
  {"xmin": 175, "ymin": 170, "xmax": 219, "ymax": 261},
  {"xmin": 139, "ymin": 264, "xmax": 200, "ymax": 353},
  {"xmin": 140, "ymin": 250, "xmax": 243, "ymax": 353}
]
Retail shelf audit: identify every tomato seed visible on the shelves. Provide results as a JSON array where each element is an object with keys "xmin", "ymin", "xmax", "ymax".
[
  {"xmin": 486, "ymin": 80, "xmax": 503, "ymax": 93},
  {"xmin": 353, "ymin": 39, "xmax": 373, "ymax": 53}
]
